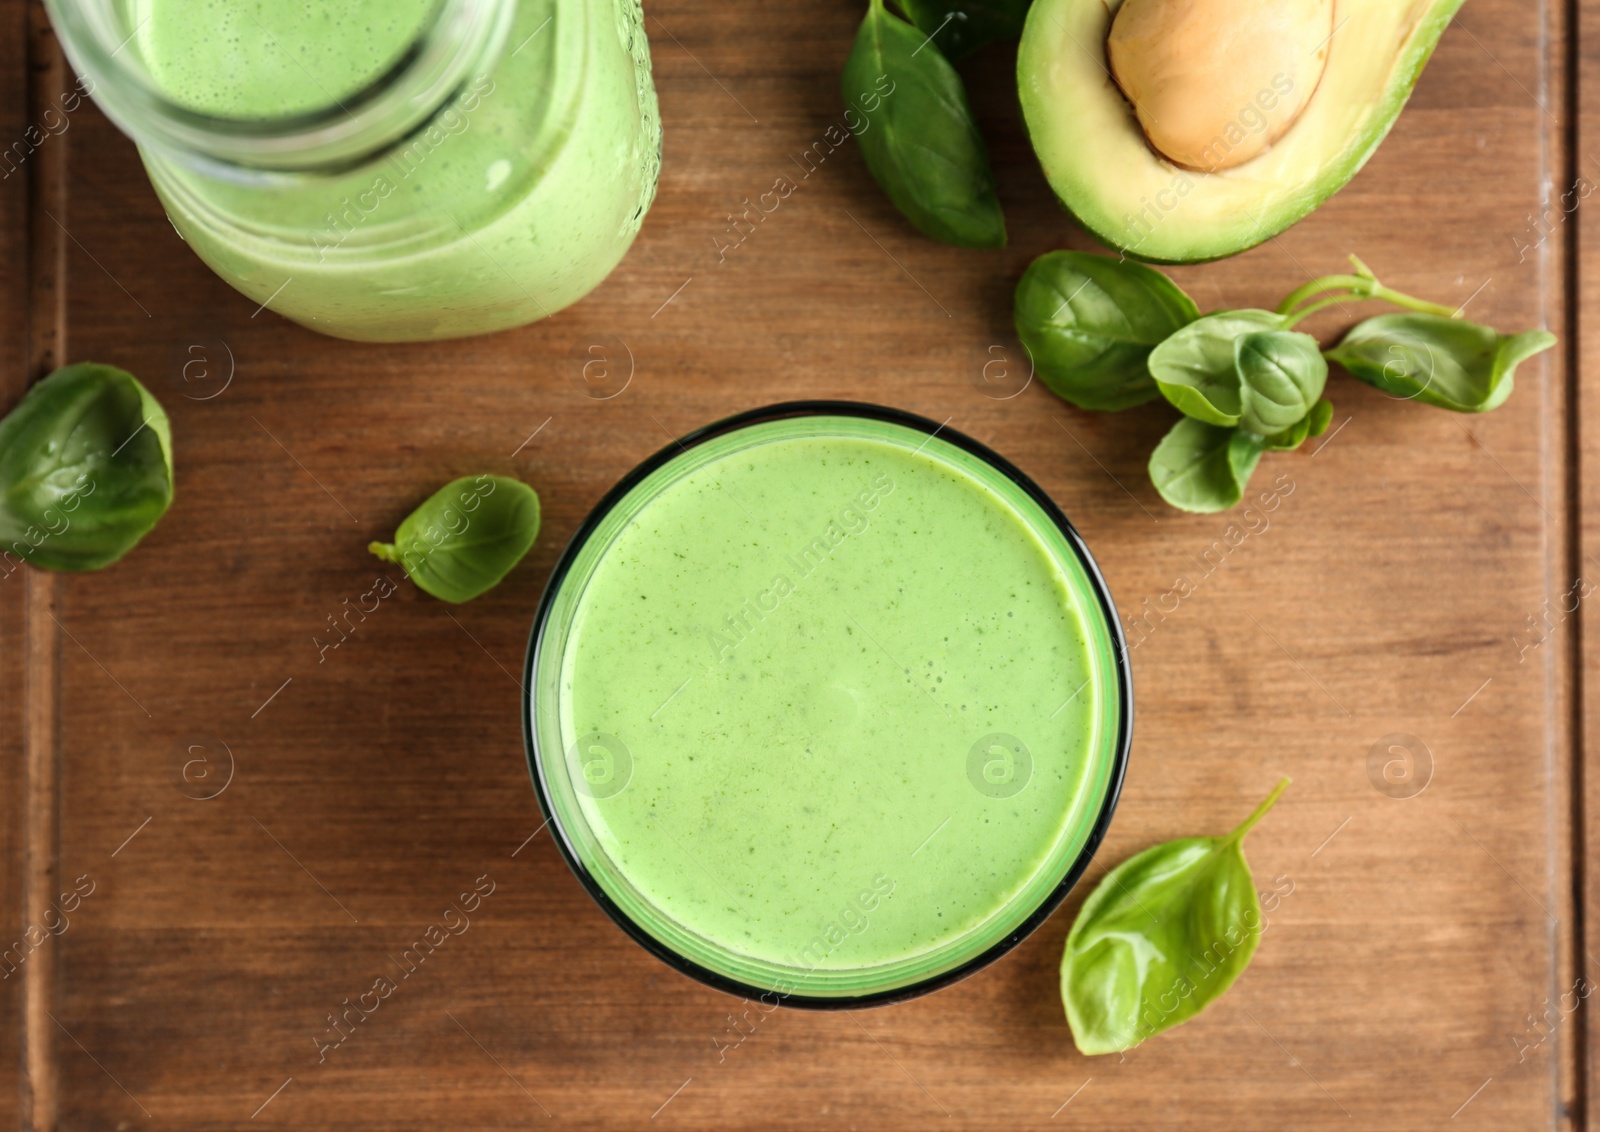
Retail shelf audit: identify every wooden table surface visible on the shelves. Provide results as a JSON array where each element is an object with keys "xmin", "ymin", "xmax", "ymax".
[{"xmin": 3, "ymin": 0, "xmax": 1598, "ymax": 1127}]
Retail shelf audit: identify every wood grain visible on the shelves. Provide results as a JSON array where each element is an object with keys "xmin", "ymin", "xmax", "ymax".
[
  {"xmin": 1576, "ymin": 0, "xmax": 1600, "ymax": 1123},
  {"xmin": 0, "ymin": 0, "xmax": 28, "ymax": 1122},
  {"xmin": 4, "ymin": 0, "xmax": 1590, "ymax": 1127}
]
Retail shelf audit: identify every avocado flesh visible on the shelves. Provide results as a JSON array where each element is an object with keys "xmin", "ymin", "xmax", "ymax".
[{"xmin": 1018, "ymin": 0, "xmax": 1465, "ymax": 263}]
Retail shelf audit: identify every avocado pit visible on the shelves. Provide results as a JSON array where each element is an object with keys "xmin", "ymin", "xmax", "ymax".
[{"xmin": 1106, "ymin": 0, "xmax": 1335, "ymax": 173}]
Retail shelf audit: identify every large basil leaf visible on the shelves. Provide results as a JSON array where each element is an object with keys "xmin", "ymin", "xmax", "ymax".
[
  {"xmin": 1148, "ymin": 417, "xmax": 1265, "ymax": 514},
  {"xmin": 0, "ymin": 362, "xmax": 174, "ymax": 572},
  {"xmin": 898, "ymin": 0, "xmax": 1032, "ymax": 60},
  {"xmin": 370, "ymin": 474, "xmax": 540, "ymax": 604},
  {"xmin": 1062, "ymin": 779, "xmax": 1290, "ymax": 1055},
  {"xmin": 1148, "ymin": 310, "xmax": 1283, "ymax": 427},
  {"xmin": 1235, "ymin": 330, "xmax": 1328, "ymax": 437},
  {"xmin": 1325, "ymin": 314, "xmax": 1556, "ymax": 413},
  {"xmin": 1014, "ymin": 251, "xmax": 1201, "ymax": 412},
  {"xmin": 843, "ymin": 0, "xmax": 1006, "ymax": 248}
]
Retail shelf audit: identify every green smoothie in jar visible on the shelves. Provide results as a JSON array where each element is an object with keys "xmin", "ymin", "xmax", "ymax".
[{"xmin": 49, "ymin": 0, "xmax": 659, "ymax": 341}]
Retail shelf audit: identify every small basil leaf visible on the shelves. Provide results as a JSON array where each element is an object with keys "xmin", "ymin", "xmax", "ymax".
[
  {"xmin": 1062, "ymin": 778, "xmax": 1290, "ymax": 1056},
  {"xmin": 370, "ymin": 474, "xmax": 540, "ymax": 604},
  {"xmin": 1148, "ymin": 310, "xmax": 1284, "ymax": 427},
  {"xmin": 1235, "ymin": 330, "xmax": 1328, "ymax": 437},
  {"xmin": 1262, "ymin": 415, "xmax": 1311, "ymax": 453},
  {"xmin": 1307, "ymin": 398, "xmax": 1334, "ymax": 437},
  {"xmin": 1260, "ymin": 398, "xmax": 1332, "ymax": 452},
  {"xmin": 1325, "ymin": 314, "xmax": 1556, "ymax": 413},
  {"xmin": 1014, "ymin": 251, "xmax": 1201, "ymax": 412},
  {"xmin": 843, "ymin": 0, "xmax": 1006, "ymax": 248},
  {"xmin": 0, "ymin": 362, "xmax": 174, "ymax": 572},
  {"xmin": 1148, "ymin": 417, "xmax": 1265, "ymax": 513},
  {"xmin": 898, "ymin": 0, "xmax": 1031, "ymax": 60}
]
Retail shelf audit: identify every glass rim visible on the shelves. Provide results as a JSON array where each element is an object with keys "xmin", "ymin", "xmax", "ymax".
[
  {"xmin": 44, "ymin": 0, "xmax": 511, "ymax": 174},
  {"xmin": 520, "ymin": 401, "xmax": 1134, "ymax": 1009}
]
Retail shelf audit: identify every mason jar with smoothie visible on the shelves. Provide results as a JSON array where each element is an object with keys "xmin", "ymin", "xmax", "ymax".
[{"xmin": 45, "ymin": 0, "xmax": 661, "ymax": 341}]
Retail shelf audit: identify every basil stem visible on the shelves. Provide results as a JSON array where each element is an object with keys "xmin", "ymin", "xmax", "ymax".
[{"xmin": 1278, "ymin": 256, "xmax": 1459, "ymax": 327}]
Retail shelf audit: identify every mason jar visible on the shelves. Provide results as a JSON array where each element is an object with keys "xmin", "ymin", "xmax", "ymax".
[{"xmin": 45, "ymin": 0, "xmax": 661, "ymax": 342}]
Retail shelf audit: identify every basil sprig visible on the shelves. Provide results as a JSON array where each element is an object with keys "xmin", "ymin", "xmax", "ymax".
[
  {"xmin": 842, "ymin": 0, "xmax": 1005, "ymax": 248},
  {"xmin": 370, "ymin": 474, "xmax": 540, "ymax": 604},
  {"xmin": 1014, "ymin": 252, "xmax": 1557, "ymax": 513},
  {"xmin": 1062, "ymin": 779, "xmax": 1290, "ymax": 1055},
  {"xmin": 0, "ymin": 363, "xmax": 174, "ymax": 572}
]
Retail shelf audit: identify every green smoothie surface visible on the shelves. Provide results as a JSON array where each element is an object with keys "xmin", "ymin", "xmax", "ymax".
[
  {"xmin": 132, "ymin": 0, "xmax": 439, "ymax": 118},
  {"xmin": 536, "ymin": 415, "xmax": 1123, "ymax": 997}
]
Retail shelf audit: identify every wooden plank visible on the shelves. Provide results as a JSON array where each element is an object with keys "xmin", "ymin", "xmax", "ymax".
[
  {"xmin": 19, "ymin": 0, "xmax": 1584, "ymax": 1127},
  {"xmin": 8, "ymin": 2, "xmax": 69, "ymax": 1130},
  {"xmin": 1576, "ymin": 0, "xmax": 1600, "ymax": 1124},
  {"xmin": 0, "ymin": 0, "xmax": 29, "ymax": 1124}
]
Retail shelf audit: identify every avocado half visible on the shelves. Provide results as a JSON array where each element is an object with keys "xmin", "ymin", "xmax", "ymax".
[{"xmin": 1017, "ymin": 0, "xmax": 1466, "ymax": 263}]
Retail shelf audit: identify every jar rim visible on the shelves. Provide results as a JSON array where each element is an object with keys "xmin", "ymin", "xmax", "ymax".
[{"xmin": 43, "ymin": 0, "xmax": 513, "ymax": 175}]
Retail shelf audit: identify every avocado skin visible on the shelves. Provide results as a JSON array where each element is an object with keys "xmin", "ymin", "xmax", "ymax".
[{"xmin": 1018, "ymin": 0, "xmax": 1467, "ymax": 264}]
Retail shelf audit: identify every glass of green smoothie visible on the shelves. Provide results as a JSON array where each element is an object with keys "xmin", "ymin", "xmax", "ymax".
[
  {"xmin": 524, "ymin": 404, "xmax": 1132, "ymax": 1006},
  {"xmin": 46, "ymin": 0, "xmax": 660, "ymax": 341}
]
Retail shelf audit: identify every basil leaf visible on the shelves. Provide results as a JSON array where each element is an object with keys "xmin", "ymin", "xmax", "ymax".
[
  {"xmin": 1014, "ymin": 251, "xmax": 1201, "ymax": 412},
  {"xmin": 0, "ymin": 362, "xmax": 174, "ymax": 572},
  {"xmin": 1325, "ymin": 314, "xmax": 1556, "ymax": 413},
  {"xmin": 1148, "ymin": 310, "xmax": 1283, "ymax": 426},
  {"xmin": 843, "ymin": 0, "xmax": 1006, "ymax": 248},
  {"xmin": 1262, "ymin": 398, "xmax": 1333, "ymax": 452},
  {"xmin": 1307, "ymin": 398, "xmax": 1334, "ymax": 436},
  {"xmin": 898, "ymin": 0, "xmax": 1031, "ymax": 60},
  {"xmin": 370, "ymin": 474, "xmax": 540, "ymax": 604},
  {"xmin": 1235, "ymin": 330, "xmax": 1328, "ymax": 437},
  {"xmin": 1062, "ymin": 778, "xmax": 1290, "ymax": 1056},
  {"xmin": 1148, "ymin": 417, "xmax": 1265, "ymax": 513}
]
